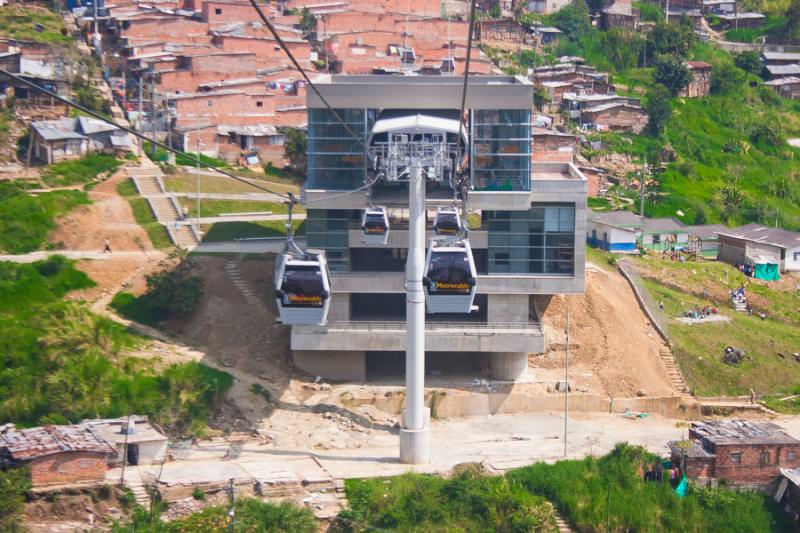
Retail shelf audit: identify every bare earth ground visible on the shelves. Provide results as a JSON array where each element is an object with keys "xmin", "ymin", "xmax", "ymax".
[
  {"xmin": 49, "ymin": 169, "xmax": 165, "ymax": 303},
  {"xmin": 540, "ymin": 265, "xmax": 675, "ymax": 397}
]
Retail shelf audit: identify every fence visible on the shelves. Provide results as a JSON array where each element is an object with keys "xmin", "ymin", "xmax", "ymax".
[{"xmin": 617, "ymin": 259, "xmax": 671, "ymax": 344}]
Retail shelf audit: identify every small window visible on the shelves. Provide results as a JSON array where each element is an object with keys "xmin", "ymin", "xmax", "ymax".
[
  {"xmin": 788, "ymin": 451, "xmax": 798, "ymax": 461},
  {"xmin": 256, "ymin": 101, "xmax": 263, "ymax": 107},
  {"xmin": 730, "ymin": 452, "xmax": 742, "ymax": 464},
  {"xmin": 760, "ymin": 451, "xmax": 770, "ymax": 465},
  {"xmin": 206, "ymin": 100, "xmax": 213, "ymax": 107},
  {"xmin": 214, "ymin": 8, "xmax": 222, "ymax": 14},
  {"xmin": 653, "ymin": 234, "xmax": 661, "ymax": 245}
]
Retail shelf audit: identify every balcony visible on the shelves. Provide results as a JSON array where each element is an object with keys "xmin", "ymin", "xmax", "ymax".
[{"xmin": 291, "ymin": 320, "xmax": 544, "ymax": 353}]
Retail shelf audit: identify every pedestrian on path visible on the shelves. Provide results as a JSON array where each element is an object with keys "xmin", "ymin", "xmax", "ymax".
[{"xmin": 103, "ymin": 238, "xmax": 112, "ymax": 254}]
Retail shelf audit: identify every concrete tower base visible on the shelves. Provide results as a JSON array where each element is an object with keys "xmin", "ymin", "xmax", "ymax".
[
  {"xmin": 490, "ymin": 352, "xmax": 528, "ymax": 381},
  {"xmin": 399, "ymin": 425, "xmax": 430, "ymax": 464}
]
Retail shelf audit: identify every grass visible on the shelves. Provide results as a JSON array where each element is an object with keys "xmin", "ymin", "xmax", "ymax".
[
  {"xmin": 585, "ymin": 245, "xmax": 618, "ymax": 271},
  {"xmin": 163, "ymin": 171, "xmax": 300, "ymax": 196},
  {"xmin": 0, "ymin": 183, "xmax": 89, "ymax": 254},
  {"xmin": 116, "ymin": 178, "xmax": 173, "ymax": 250},
  {"xmin": 339, "ymin": 468, "xmax": 556, "ymax": 531},
  {"xmin": 201, "ymin": 220, "xmax": 306, "ymax": 242},
  {"xmin": 0, "ymin": 257, "xmax": 233, "ymax": 436},
  {"xmin": 110, "ymin": 291, "xmax": 168, "ymax": 327},
  {"xmin": 39, "ymin": 154, "xmax": 121, "ymax": 187},
  {"xmin": 144, "ymin": 142, "xmax": 230, "ymax": 169},
  {"xmin": 509, "ymin": 443, "xmax": 790, "ymax": 532},
  {"xmin": 113, "ymin": 498, "xmax": 317, "ymax": 532},
  {"xmin": 630, "ymin": 256, "xmax": 800, "ymax": 397},
  {"xmin": 0, "ymin": 6, "xmax": 71, "ymax": 44},
  {"xmin": 176, "ymin": 198, "xmax": 303, "ymax": 218}
]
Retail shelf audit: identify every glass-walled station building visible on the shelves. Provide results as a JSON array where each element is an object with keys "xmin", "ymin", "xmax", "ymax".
[{"xmin": 293, "ymin": 75, "xmax": 587, "ymax": 382}]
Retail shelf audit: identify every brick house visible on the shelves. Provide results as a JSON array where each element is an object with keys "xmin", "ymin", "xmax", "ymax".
[
  {"xmin": 0, "ymin": 424, "xmax": 115, "ymax": 488},
  {"xmin": 669, "ymin": 420, "xmax": 800, "ymax": 486},
  {"xmin": 680, "ymin": 61, "xmax": 711, "ymax": 98},
  {"xmin": 581, "ymin": 102, "xmax": 648, "ymax": 134}
]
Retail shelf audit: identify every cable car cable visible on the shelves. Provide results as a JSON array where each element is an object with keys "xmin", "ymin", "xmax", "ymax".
[
  {"xmin": 452, "ymin": 0, "xmax": 478, "ymax": 192},
  {"xmin": 0, "ymin": 67, "xmax": 293, "ymax": 200}
]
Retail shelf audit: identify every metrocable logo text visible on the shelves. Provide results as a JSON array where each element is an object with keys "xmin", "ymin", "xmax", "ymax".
[
  {"xmin": 433, "ymin": 282, "xmax": 469, "ymax": 290},
  {"xmin": 287, "ymin": 295, "xmax": 322, "ymax": 304},
  {"xmin": 365, "ymin": 228, "xmax": 386, "ymax": 234}
]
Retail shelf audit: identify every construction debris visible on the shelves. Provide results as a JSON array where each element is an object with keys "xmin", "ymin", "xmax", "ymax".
[{"xmin": 723, "ymin": 346, "xmax": 747, "ymax": 366}]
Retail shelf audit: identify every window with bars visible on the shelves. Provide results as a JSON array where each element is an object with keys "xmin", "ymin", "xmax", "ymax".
[{"xmin": 486, "ymin": 204, "xmax": 575, "ymax": 275}]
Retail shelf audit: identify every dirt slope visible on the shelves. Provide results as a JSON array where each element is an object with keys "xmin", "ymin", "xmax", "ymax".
[{"xmin": 540, "ymin": 265, "xmax": 676, "ymax": 398}]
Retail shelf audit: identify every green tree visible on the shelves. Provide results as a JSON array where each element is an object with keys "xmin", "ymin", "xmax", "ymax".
[
  {"xmin": 652, "ymin": 54, "xmax": 692, "ymax": 95},
  {"xmin": 787, "ymin": 0, "xmax": 800, "ymax": 40},
  {"xmin": 299, "ymin": 7, "xmax": 317, "ymax": 33},
  {"xmin": 0, "ymin": 466, "xmax": 31, "ymax": 531},
  {"xmin": 733, "ymin": 50, "xmax": 762, "ymax": 76},
  {"xmin": 550, "ymin": 0, "xmax": 594, "ymax": 42},
  {"xmin": 143, "ymin": 248, "xmax": 204, "ymax": 315},
  {"xmin": 283, "ymin": 127, "xmax": 307, "ymax": 175},
  {"xmin": 489, "ymin": 3, "xmax": 502, "ymax": 18},
  {"xmin": 644, "ymin": 84, "xmax": 672, "ymax": 136},
  {"xmin": 599, "ymin": 29, "xmax": 644, "ymax": 71},
  {"xmin": 710, "ymin": 61, "xmax": 745, "ymax": 94},
  {"xmin": 647, "ymin": 17, "xmax": 694, "ymax": 57}
]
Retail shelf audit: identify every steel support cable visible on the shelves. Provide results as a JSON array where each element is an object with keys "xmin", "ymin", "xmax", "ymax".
[
  {"xmin": 453, "ymin": 0, "xmax": 478, "ymax": 193},
  {"xmin": 246, "ymin": 0, "xmax": 370, "ymax": 154},
  {"xmin": 0, "ymin": 67, "xmax": 292, "ymax": 200}
]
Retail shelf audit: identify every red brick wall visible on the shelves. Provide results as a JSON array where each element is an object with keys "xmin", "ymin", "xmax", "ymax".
[
  {"xmin": 29, "ymin": 453, "xmax": 108, "ymax": 487},
  {"xmin": 714, "ymin": 443, "xmax": 800, "ymax": 484},
  {"xmin": 123, "ymin": 17, "xmax": 210, "ymax": 39},
  {"xmin": 202, "ymin": 1, "xmax": 263, "ymax": 24}
]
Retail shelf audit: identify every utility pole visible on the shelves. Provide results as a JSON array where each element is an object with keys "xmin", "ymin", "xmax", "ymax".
[
  {"xmin": 399, "ymin": 158, "xmax": 429, "ymax": 465},
  {"xmin": 137, "ymin": 76, "xmax": 143, "ymax": 158},
  {"xmin": 563, "ymin": 309, "xmax": 570, "ymax": 457},
  {"xmin": 226, "ymin": 478, "xmax": 235, "ymax": 533},
  {"xmin": 150, "ymin": 69, "xmax": 157, "ymax": 159},
  {"xmin": 665, "ymin": 0, "xmax": 669, "ymax": 23},
  {"xmin": 640, "ymin": 156, "xmax": 646, "ymax": 218},
  {"xmin": 196, "ymin": 112, "xmax": 201, "ymax": 236}
]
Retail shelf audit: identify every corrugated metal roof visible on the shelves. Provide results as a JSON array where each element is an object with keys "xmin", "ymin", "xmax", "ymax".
[
  {"xmin": 691, "ymin": 420, "xmax": 799, "ymax": 446},
  {"xmin": 588, "ymin": 210, "xmax": 642, "ymax": 227},
  {"xmin": 643, "ymin": 217, "xmax": 687, "ymax": 233},
  {"xmin": 0, "ymin": 424, "xmax": 116, "ymax": 461},
  {"xmin": 717, "ymin": 223, "xmax": 800, "ymax": 249},
  {"xmin": 31, "ymin": 118, "xmax": 86, "ymax": 141}
]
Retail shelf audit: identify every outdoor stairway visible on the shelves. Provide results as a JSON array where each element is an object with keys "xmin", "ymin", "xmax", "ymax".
[
  {"xmin": 124, "ymin": 470, "xmax": 151, "ymax": 507},
  {"xmin": 660, "ymin": 346, "xmax": 691, "ymax": 394},
  {"xmin": 126, "ymin": 162, "xmax": 200, "ymax": 249},
  {"xmin": 731, "ymin": 292, "xmax": 748, "ymax": 312},
  {"xmin": 554, "ymin": 510, "xmax": 573, "ymax": 533},
  {"xmin": 224, "ymin": 260, "xmax": 267, "ymax": 311}
]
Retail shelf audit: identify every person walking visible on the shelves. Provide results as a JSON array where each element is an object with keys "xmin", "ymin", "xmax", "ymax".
[{"xmin": 103, "ymin": 238, "xmax": 112, "ymax": 254}]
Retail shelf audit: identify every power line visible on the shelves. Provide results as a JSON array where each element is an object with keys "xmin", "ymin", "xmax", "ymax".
[
  {"xmin": 453, "ymin": 0, "xmax": 478, "ymax": 188},
  {"xmin": 246, "ymin": 0, "xmax": 370, "ymax": 154},
  {"xmin": 0, "ymin": 67, "xmax": 293, "ymax": 200}
]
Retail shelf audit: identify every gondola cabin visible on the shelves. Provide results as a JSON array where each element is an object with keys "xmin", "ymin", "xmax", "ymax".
[
  {"xmin": 361, "ymin": 207, "xmax": 389, "ymax": 245},
  {"xmin": 433, "ymin": 206, "xmax": 461, "ymax": 236},
  {"xmin": 401, "ymin": 47, "xmax": 416, "ymax": 68},
  {"xmin": 441, "ymin": 56, "xmax": 455, "ymax": 74},
  {"xmin": 274, "ymin": 252, "xmax": 331, "ymax": 325},
  {"xmin": 423, "ymin": 239, "xmax": 477, "ymax": 314}
]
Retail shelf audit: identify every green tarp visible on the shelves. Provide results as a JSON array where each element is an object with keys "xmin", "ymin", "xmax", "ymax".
[{"xmin": 753, "ymin": 262, "xmax": 780, "ymax": 281}]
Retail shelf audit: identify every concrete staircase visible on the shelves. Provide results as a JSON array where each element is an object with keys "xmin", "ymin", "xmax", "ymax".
[
  {"xmin": 126, "ymin": 162, "xmax": 200, "ymax": 249},
  {"xmin": 660, "ymin": 346, "xmax": 691, "ymax": 394},
  {"xmin": 224, "ymin": 260, "xmax": 266, "ymax": 311},
  {"xmin": 554, "ymin": 509, "xmax": 572, "ymax": 533},
  {"xmin": 123, "ymin": 469, "xmax": 151, "ymax": 507},
  {"xmin": 732, "ymin": 292, "xmax": 748, "ymax": 312}
]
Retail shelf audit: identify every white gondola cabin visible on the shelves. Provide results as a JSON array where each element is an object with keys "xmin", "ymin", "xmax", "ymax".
[
  {"xmin": 361, "ymin": 206, "xmax": 389, "ymax": 245},
  {"xmin": 423, "ymin": 239, "xmax": 477, "ymax": 314},
  {"xmin": 401, "ymin": 47, "xmax": 416, "ymax": 68},
  {"xmin": 440, "ymin": 56, "xmax": 455, "ymax": 74},
  {"xmin": 274, "ymin": 252, "xmax": 331, "ymax": 325},
  {"xmin": 433, "ymin": 206, "xmax": 461, "ymax": 236}
]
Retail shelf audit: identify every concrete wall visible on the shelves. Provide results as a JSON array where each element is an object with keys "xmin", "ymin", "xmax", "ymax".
[
  {"xmin": 487, "ymin": 294, "xmax": 529, "ymax": 324},
  {"xmin": 785, "ymin": 246, "xmax": 800, "ymax": 271},
  {"xmin": 108, "ymin": 440, "xmax": 168, "ymax": 466},
  {"xmin": 717, "ymin": 235, "xmax": 746, "ymax": 265},
  {"xmin": 293, "ymin": 350, "xmax": 366, "ymax": 381}
]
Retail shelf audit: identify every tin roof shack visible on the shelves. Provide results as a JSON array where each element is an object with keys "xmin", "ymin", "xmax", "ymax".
[
  {"xmin": 680, "ymin": 61, "xmax": 711, "ymax": 98},
  {"xmin": 0, "ymin": 425, "xmax": 115, "ymax": 488},
  {"xmin": 763, "ymin": 76, "xmax": 800, "ymax": 99},
  {"xmin": 715, "ymin": 12, "xmax": 766, "ymax": 29},
  {"xmin": 672, "ymin": 420, "xmax": 800, "ymax": 487},
  {"xmin": 762, "ymin": 51, "xmax": 800, "ymax": 66},
  {"xmin": 717, "ymin": 223, "xmax": 800, "ymax": 272},
  {"xmin": 601, "ymin": 1, "xmax": 639, "ymax": 30},
  {"xmin": 581, "ymin": 101, "xmax": 648, "ymax": 134},
  {"xmin": 29, "ymin": 117, "xmax": 131, "ymax": 164},
  {"xmin": 83, "ymin": 416, "xmax": 167, "ymax": 467},
  {"xmin": 216, "ymin": 124, "xmax": 285, "ymax": 165},
  {"xmin": 777, "ymin": 467, "xmax": 800, "ymax": 522},
  {"xmin": 668, "ymin": 440, "xmax": 715, "ymax": 483}
]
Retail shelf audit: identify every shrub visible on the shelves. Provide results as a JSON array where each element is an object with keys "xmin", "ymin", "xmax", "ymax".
[
  {"xmin": 644, "ymin": 84, "xmax": 673, "ymax": 136},
  {"xmin": 192, "ymin": 487, "xmax": 205, "ymax": 500},
  {"xmin": 0, "ymin": 465, "xmax": 31, "ymax": 531},
  {"xmin": 143, "ymin": 249, "xmax": 204, "ymax": 316},
  {"xmin": 653, "ymin": 54, "xmax": 692, "ymax": 95},
  {"xmin": 733, "ymin": 50, "xmax": 763, "ymax": 76}
]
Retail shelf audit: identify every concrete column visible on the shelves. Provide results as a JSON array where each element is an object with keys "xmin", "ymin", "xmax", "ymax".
[{"xmin": 490, "ymin": 352, "xmax": 528, "ymax": 381}]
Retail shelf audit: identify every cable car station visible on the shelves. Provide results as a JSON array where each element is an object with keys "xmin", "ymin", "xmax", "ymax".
[{"xmin": 292, "ymin": 74, "xmax": 587, "ymax": 388}]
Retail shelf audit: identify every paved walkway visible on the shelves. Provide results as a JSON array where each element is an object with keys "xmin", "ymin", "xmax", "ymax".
[
  {"xmin": 193, "ymin": 238, "xmax": 305, "ymax": 254},
  {"xmin": 0, "ymin": 250, "xmax": 160, "ymax": 263}
]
